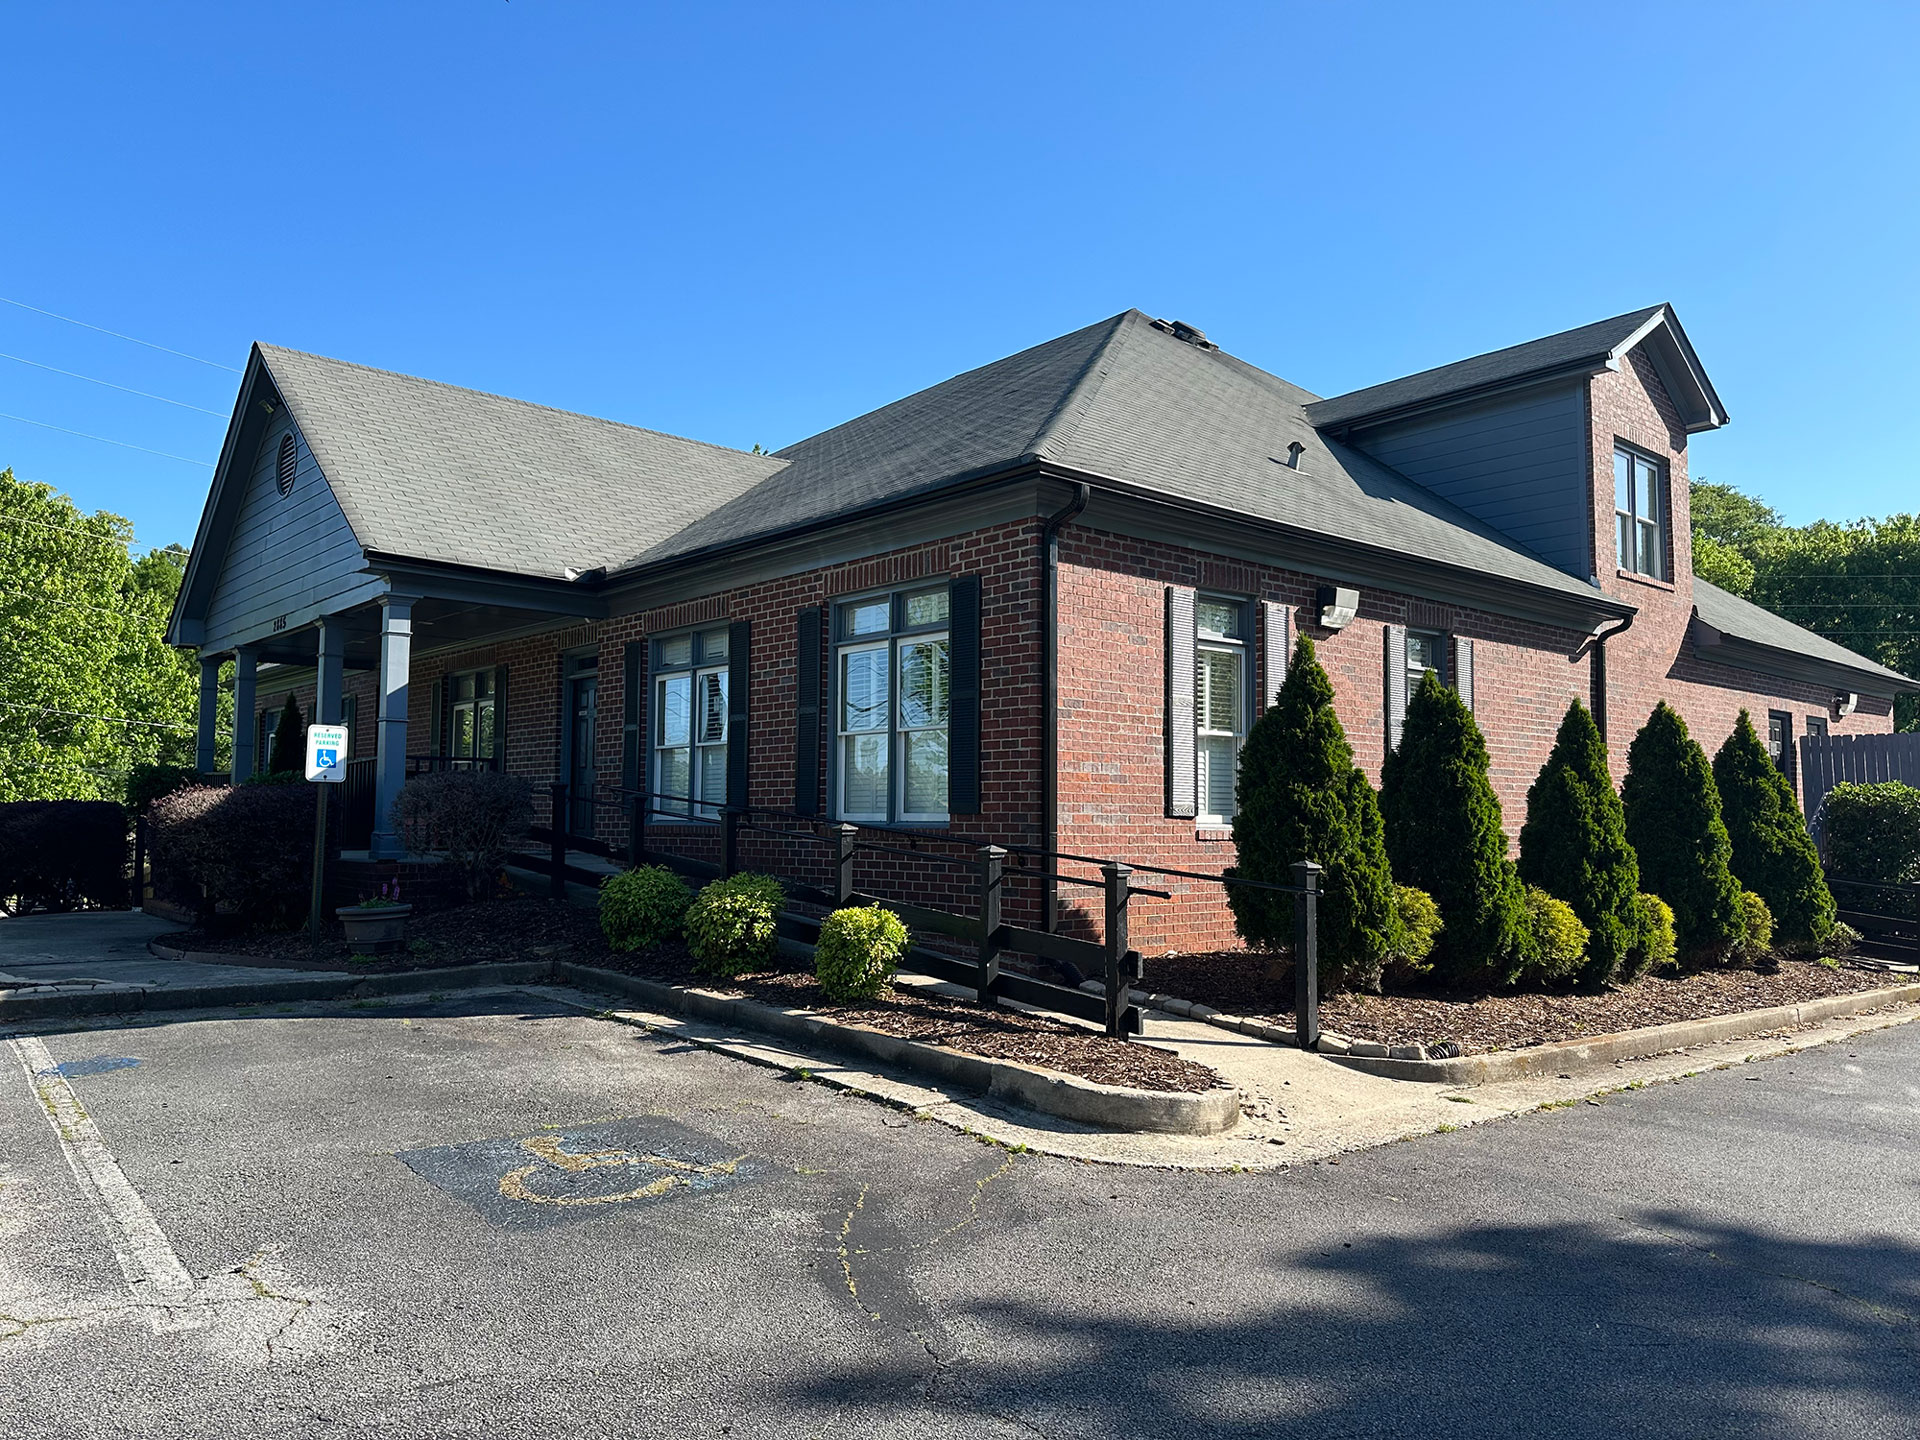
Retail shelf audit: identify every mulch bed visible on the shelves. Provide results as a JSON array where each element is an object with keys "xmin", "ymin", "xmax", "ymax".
[
  {"xmin": 173, "ymin": 897, "xmax": 1219, "ymax": 1093},
  {"xmin": 1143, "ymin": 949, "xmax": 1913, "ymax": 1055}
]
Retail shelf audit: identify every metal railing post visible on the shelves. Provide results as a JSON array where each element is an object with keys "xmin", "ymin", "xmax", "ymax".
[
  {"xmin": 977, "ymin": 845, "xmax": 1005, "ymax": 1005},
  {"xmin": 548, "ymin": 781, "xmax": 568, "ymax": 900},
  {"xmin": 1101, "ymin": 861, "xmax": 1141, "ymax": 1039},
  {"xmin": 132, "ymin": 813, "xmax": 147, "ymax": 912},
  {"xmin": 833, "ymin": 823, "xmax": 858, "ymax": 905},
  {"xmin": 1291, "ymin": 859, "xmax": 1322, "ymax": 1050},
  {"xmin": 628, "ymin": 792, "xmax": 646, "ymax": 868},
  {"xmin": 722, "ymin": 805, "xmax": 741, "ymax": 877}
]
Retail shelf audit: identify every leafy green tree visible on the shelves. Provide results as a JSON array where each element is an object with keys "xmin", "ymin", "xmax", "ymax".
[
  {"xmin": 1518, "ymin": 700, "xmax": 1646, "ymax": 986},
  {"xmin": 1229, "ymin": 635, "xmax": 1400, "ymax": 992},
  {"xmin": 0, "ymin": 469, "xmax": 213, "ymax": 801},
  {"xmin": 1712, "ymin": 711, "xmax": 1835, "ymax": 946},
  {"xmin": 1622, "ymin": 702, "xmax": 1746, "ymax": 955},
  {"xmin": 269, "ymin": 695, "xmax": 305, "ymax": 773},
  {"xmin": 1381, "ymin": 670, "xmax": 1530, "ymax": 985},
  {"xmin": 1690, "ymin": 480, "xmax": 1784, "ymax": 555}
]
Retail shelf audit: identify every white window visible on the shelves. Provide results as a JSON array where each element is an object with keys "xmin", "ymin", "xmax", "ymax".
[
  {"xmin": 1195, "ymin": 597, "xmax": 1246, "ymax": 825},
  {"xmin": 1614, "ymin": 446, "xmax": 1667, "ymax": 580},
  {"xmin": 835, "ymin": 587, "xmax": 950, "ymax": 823},
  {"xmin": 653, "ymin": 627, "xmax": 729, "ymax": 818},
  {"xmin": 1407, "ymin": 629, "xmax": 1444, "ymax": 694}
]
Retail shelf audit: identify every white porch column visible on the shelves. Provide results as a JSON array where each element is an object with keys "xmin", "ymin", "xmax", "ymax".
[
  {"xmin": 314, "ymin": 617, "xmax": 346, "ymax": 727},
  {"xmin": 370, "ymin": 596, "xmax": 414, "ymax": 859},
  {"xmin": 195, "ymin": 655, "xmax": 222, "ymax": 775},
  {"xmin": 229, "ymin": 646, "xmax": 258, "ymax": 783}
]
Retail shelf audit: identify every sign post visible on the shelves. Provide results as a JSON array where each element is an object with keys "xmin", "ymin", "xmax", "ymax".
[{"xmin": 305, "ymin": 724, "xmax": 348, "ymax": 937}]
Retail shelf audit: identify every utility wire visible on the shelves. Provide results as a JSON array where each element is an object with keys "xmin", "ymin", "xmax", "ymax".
[
  {"xmin": 0, "ymin": 295, "xmax": 240, "ymax": 372},
  {"xmin": 0, "ymin": 583, "xmax": 164, "ymax": 617},
  {"xmin": 0, "ymin": 411, "xmax": 212, "ymax": 466},
  {"xmin": 0, "ymin": 352, "xmax": 228, "ymax": 416},
  {"xmin": 0, "ymin": 699, "xmax": 194, "ymax": 732},
  {"xmin": 0, "ymin": 513, "xmax": 137, "ymax": 546}
]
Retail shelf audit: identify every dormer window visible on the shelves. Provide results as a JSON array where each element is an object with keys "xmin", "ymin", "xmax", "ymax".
[{"xmin": 1614, "ymin": 445, "xmax": 1667, "ymax": 580}]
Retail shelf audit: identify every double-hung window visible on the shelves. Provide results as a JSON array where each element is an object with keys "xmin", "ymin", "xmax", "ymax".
[
  {"xmin": 1194, "ymin": 597, "xmax": 1247, "ymax": 825},
  {"xmin": 448, "ymin": 670, "xmax": 497, "ymax": 764},
  {"xmin": 835, "ymin": 587, "xmax": 950, "ymax": 824},
  {"xmin": 1614, "ymin": 446, "xmax": 1668, "ymax": 580},
  {"xmin": 653, "ymin": 627, "xmax": 729, "ymax": 818},
  {"xmin": 1407, "ymin": 629, "xmax": 1445, "ymax": 694}
]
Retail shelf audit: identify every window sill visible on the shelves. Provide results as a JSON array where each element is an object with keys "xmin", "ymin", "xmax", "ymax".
[
  {"xmin": 1195, "ymin": 825, "xmax": 1233, "ymax": 842},
  {"xmin": 1615, "ymin": 568, "xmax": 1676, "ymax": 592}
]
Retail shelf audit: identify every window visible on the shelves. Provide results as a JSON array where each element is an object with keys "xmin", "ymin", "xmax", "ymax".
[
  {"xmin": 1407, "ymin": 629, "xmax": 1445, "ymax": 692},
  {"xmin": 1614, "ymin": 446, "xmax": 1667, "ymax": 580},
  {"xmin": 342, "ymin": 695, "xmax": 358, "ymax": 758},
  {"xmin": 1194, "ymin": 597, "xmax": 1247, "ymax": 825},
  {"xmin": 653, "ymin": 628, "xmax": 729, "ymax": 818},
  {"xmin": 1768, "ymin": 710, "xmax": 1794, "ymax": 777},
  {"xmin": 255, "ymin": 708, "xmax": 274, "ymax": 774},
  {"xmin": 1807, "ymin": 715, "xmax": 1828, "ymax": 738},
  {"xmin": 835, "ymin": 587, "xmax": 950, "ymax": 823},
  {"xmin": 448, "ymin": 670, "xmax": 498, "ymax": 763}
]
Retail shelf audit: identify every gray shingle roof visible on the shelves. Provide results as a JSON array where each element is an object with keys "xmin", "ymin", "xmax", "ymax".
[
  {"xmin": 256, "ymin": 343, "xmax": 786, "ymax": 579},
  {"xmin": 1692, "ymin": 578, "xmax": 1917, "ymax": 691},
  {"xmin": 1303, "ymin": 306, "xmax": 1668, "ymax": 431}
]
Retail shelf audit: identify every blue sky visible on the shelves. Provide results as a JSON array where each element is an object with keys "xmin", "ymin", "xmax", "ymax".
[{"xmin": 3, "ymin": 1, "xmax": 1915, "ymax": 550}]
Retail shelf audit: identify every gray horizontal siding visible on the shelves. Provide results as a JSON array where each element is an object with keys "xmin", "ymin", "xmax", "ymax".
[
  {"xmin": 204, "ymin": 415, "xmax": 369, "ymax": 645},
  {"xmin": 1345, "ymin": 381, "xmax": 1590, "ymax": 578}
]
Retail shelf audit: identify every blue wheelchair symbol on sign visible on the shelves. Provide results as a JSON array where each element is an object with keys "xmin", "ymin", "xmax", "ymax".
[{"xmin": 315, "ymin": 747, "xmax": 340, "ymax": 769}]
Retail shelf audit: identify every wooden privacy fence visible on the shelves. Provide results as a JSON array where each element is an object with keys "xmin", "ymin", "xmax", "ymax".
[
  {"xmin": 1799, "ymin": 732, "xmax": 1920, "ymax": 838},
  {"xmin": 522, "ymin": 781, "xmax": 1327, "ymax": 1047}
]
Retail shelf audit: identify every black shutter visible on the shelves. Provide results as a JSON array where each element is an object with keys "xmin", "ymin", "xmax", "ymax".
[
  {"xmin": 621, "ymin": 642, "xmax": 644, "ymax": 794},
  {"xmin": 433, "ymin": 675, "xmax": 450, "ymax": 756},
  {"xmin": 1165, "ymin": 586, "xmax": 1197, "ymax": 818},
  {"xmin": 949, "ymin": 576, "xmax": 982, "ymax": 815},
  {"xmin": 794, "ymin": 608, "xmax": 823, "ymax": 815},
  {"xmin": 727, "ymin": 620, "xmax": 750, "ymax": 810},
  {"xmin": 492, "ymin": 665, "xmax": 509, "ymax": 767},
  {"xmin": 1385, "ymin": 624, "xmax": 1409, "ymax": 752}
]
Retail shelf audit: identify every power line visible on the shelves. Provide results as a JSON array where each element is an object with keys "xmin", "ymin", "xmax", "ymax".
[
  {"xmin": 0, "ymin": 411, "xmax": 212, "ymax": 467},
  {"xmin": 0, "ymin": 583, "xmax": 165, "ymax": 618},
  {"xmin": 0, "ymin": 295, "xmax": 240, "ymax": 372},
  {"xmin": 0, "ymin": 699, "xmax": 194, "ymax": 733},
  {"xmin": 0, "ymin": 513, "xmax": 136, "ymax": 547},
  {"xmin": 0, "ymin": 352, "xmax": 228, "ymax": 416}
]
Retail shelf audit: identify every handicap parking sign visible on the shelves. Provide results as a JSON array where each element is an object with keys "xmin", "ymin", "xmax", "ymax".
[{"xmin": 305, "ymin": 724, "xmax": 349, "ymax": 783}]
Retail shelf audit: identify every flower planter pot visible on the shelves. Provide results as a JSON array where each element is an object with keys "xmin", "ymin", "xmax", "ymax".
[{"xmin": 336, "ymin": 903, "xmax": 412, "ymax": 955}]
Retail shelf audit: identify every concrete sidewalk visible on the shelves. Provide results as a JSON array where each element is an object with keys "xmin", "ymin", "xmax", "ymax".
[{"xmin": 0, "ymin": 910, "xmax": 349, "ymax": 995}]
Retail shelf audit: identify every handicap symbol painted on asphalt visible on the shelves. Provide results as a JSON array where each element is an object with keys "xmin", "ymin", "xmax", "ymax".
[{"xmin": 396, "ymin": 1117, "xmax": 753, "ymax": 1229}]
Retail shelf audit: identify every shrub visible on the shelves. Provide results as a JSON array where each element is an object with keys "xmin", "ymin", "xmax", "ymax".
[
  {"xmin": 686, "ymin": 872, "xmax": 784, "ymax": 977},
  {"xmin": 126, "ymin": 762, "xmax": 199, "ymax": 813},
  {"xmin": 1520, "ymin": 885, "xmax": 1589, "ymax": 985},
  {"xmin": 0, "ymin": 801, "xmax": 128, "ymax": 914},
  {"xmin": 1712, "ymin": 711, "xmax": 1835, "ymax": 946},
  {"xmin": 1229, "ymin": 636, "xmax": 1401, "ymax": 993},
  {"xmin": 149, "ymin": 783, "xmax": 315, "ymax": 925},
  {"xmin": 815, "ymin": 904, "xmax": 910, "ymax": 1002},
  {"xmin": 1622, "ymin": 702, "xmax": 1746, "ymax": 958},
  {"xmin": 1381, "ymin": 670, "xmax": 1531, "ymax": 985},
  {"xmin": 1630, "ymin": 893, "xmax": 1677, "ymax": 975},
  {"xmin": 1822, "ymin": 781, "xmax": 1920, "ymax": 883},
  {"xmin": 599, "ymin": 865, "xmax": 693, "ymax": 952},
  {"xmin": 1732, "ymin": 890, "xmax": 1775, "ymax": 960},
  {"xmin": 389, "ymin": 771, "xmax": 533, "ymax": 902},
  {"xmin": 1517, "ymin": 700, "xmax": 1644, "ymax": 987},
  {"xmin": 269, "ymin": 695, "xmax": 304, "ymax": 774},
  {"xmin": 1387, "ymin": 885, "xmax": 1443, "ymax": 977}
]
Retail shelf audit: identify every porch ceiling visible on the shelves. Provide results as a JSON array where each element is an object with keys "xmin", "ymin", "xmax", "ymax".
[{"xmin": 243, "ymin": 595, "xmax": 589, "ymax": 670}]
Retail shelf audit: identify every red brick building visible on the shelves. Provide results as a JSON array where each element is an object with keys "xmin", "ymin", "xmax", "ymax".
[{"xmin": 169, "ymin": 306, "xmax": 1914, "ymax": 949}]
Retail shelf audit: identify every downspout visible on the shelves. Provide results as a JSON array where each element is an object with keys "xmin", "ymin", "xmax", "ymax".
[
  {"xmin": 1041, "ymin": 480, "xmax": 1091, "ymax": 933},
  {"xmin": 1588, "ymin": 612, "xmax": 1634, "ymax": 745}
]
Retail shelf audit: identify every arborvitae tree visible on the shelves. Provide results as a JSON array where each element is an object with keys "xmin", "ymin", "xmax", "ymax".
[
  {"xmin": 1712, "ymin": 711, "xmax": 1835, "ymax": 946},
  {"xmin": 268, "ymin": 695, "xmax": 305, "ymax": 774},
  {"xmin": 1229, "ymin": 635, "xmax": 1401, "ymax": 992},
  {"xmin": 1518, "ymin": 700, "xmax": 1644, "ymax": 986},
  {"xmin": 1381, "ymin": 670, "xmax": 1530, "ymax": 986},
  {"xmin": 1622, "ymin": 702, "xmax": 1746, "ymax": 955}
]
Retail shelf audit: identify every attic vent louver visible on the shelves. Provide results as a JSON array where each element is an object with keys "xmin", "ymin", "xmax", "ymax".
[
  {"xmin": 1149, "ymin": 317, "xmax": 1217, "ymax": 351},
  {"xmin": 275, "ymin": 433, "xmax": 297, "ymax": 497}
]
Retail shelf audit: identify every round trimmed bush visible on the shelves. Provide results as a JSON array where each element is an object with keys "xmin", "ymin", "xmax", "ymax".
[
  {"xmin": 1734, "ymin": 889, "xmax": 1775, "ymax": 960},
  {"xmin": 1629, "ymin": 893, "xmax": 1677, "ymax": 976},
  {"xmin": 1388, "ymin": 885, "xmax": 1443, "ymax": 977},
  {"xmin": 599, "ymin": 865, "xmax": 693, "ymax": 952},
  {"xmin": 685, "ymin": 872, "xmax": 784, "ymax": 976},
  {"xmin": 1822, "ymin": 781, "xmax": 1920, "ymax": 883},
  {"xmin": 1521, "ymin": 885, "xmax": 1589, "ymax": 985},
  {"xmin": 815, "ymin": 904, "xmax": 910, "ymax": 1002}
]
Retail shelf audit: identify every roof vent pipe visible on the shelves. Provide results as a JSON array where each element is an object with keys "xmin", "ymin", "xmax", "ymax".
[{"xmin": 1286, "ymin": 441, "xmax": 1305, "ymax": 469}]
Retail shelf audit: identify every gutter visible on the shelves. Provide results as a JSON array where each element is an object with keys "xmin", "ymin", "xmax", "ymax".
[
  {"xmin": 1040, "ymin": 480, "xmax": 1090, "ymax": 933},
  {"xmin": 1585, "ymin": 612, "xmax": 1635, "ymax": 744}
]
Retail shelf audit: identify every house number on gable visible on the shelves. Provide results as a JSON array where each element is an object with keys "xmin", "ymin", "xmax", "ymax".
[{"xmin": 272, "ymin": 615, "xmax": 287, "ymax": 631}]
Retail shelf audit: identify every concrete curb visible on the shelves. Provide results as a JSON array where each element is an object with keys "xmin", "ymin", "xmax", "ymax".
[
  {"xmin": 148, "ymin": 938, "xmax": 366, "ymax": 973},
  {"xmin": 0, "ymin": 958, "xmax": 554, "ymax": 1022},
  {"xmin": 554, "ymin": 962, "xmax": 1241, "ymax": 1135}
]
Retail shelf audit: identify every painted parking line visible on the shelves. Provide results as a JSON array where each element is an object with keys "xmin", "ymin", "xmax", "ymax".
[
  {"xmin": 6, "ymin": 1035, "xmax": 204, "ymax": 1333},
  {"xmin": 397, "ymin": 1116, "xmax": 753, "ymax": 1230}
]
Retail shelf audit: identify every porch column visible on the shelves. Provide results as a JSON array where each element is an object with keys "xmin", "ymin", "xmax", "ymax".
[
  {"xmin": 229, "ymin": 646, "xmax": 258, "ymax": 783},
  {"xmin": 314, "ymin": 617, "xmax": 345, "ymax": 726},
  {"xmin": 195, "ymin": 655, "xmax": 221, "ymax": 774},
  {"xmin": 370, "ymin": 595, "xmax": 414, "ymax": 859}
]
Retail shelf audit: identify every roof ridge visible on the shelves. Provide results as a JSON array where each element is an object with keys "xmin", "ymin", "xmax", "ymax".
[
  {"xmin": 253, "ymin": 343, "xmax": 784, "ymax": 468},
  {"xmin": 1024, "ymin": 310, "xmax": 1138, "ymax": 461}
]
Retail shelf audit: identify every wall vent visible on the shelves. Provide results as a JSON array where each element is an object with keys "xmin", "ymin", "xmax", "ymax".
[{"xmin": 276, "ymin": 433, "xmax": 297, "ymax": 497}]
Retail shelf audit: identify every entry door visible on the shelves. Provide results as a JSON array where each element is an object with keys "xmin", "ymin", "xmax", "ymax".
[{"xmin": 567, "ymin": 674, "xmax": 599, "ymax": 836}]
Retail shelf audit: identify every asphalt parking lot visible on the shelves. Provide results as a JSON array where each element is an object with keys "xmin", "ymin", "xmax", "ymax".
[{"xmin": 3, "ymin": 986, "xmax": 1917, "ymax": 1438}]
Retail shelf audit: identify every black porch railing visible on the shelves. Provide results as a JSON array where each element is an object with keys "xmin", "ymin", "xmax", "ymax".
[{"xmin": 1827, "ymin": 875, "xmax": 1920, "ymax": 963}]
